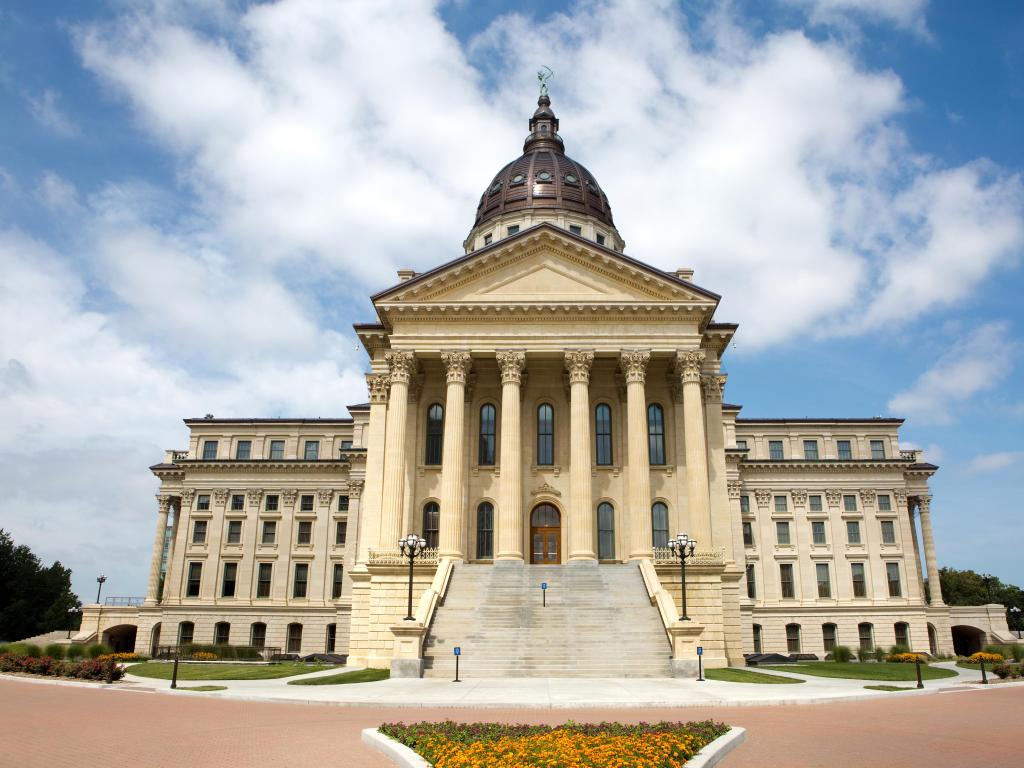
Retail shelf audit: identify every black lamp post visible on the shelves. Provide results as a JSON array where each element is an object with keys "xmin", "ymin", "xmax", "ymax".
[
  {"xmin": 982, "ymin": 575, "xmax": 994, "ymax": 603},
  {"xmin": 95, "ymin": 575, "xmax": 107, "ymax": 604},
  {"xmin": 398, "ymin": 534, "xmax": 427, "ymax": 621},
  {"xmin": 667, "ymin": 533, "xmax": 697, "ymax": 621},
  {"xmin": 66, "ymin": 607, "xmax": 81, "ymax": 639}
]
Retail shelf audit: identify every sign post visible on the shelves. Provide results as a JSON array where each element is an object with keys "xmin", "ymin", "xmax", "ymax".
[
  {"xmin": 453, "ymin": 646, "xmax": 461, "ymax": 683},
  {"xmin": 696, "ymin": 645, "xmax": 704, "ymax": 682},
  {"xmin": 541, "ymin": 582, "xmax": 548, "ymax": 608}
]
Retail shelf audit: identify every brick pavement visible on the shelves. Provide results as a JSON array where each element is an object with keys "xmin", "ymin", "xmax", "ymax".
[{"xmin": 0, "ymin": 677, "xmax": 1020, "ymax": 767}]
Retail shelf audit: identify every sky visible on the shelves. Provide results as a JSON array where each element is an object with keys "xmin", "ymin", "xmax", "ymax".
[{"xmin": 0, "ymin": 0, "xmax": 1022, "ymax": 604}]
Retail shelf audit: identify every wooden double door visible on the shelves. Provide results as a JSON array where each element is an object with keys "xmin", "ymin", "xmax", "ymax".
[{"xmin": 530, "ymin": 503, "xmax": 561, "ymax": 564}]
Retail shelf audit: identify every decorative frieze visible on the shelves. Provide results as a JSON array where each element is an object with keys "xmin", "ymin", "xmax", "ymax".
[
  {"xmin": 619, "ymin": 349, "xmax": 650, "ymax": 384},
  {"xmin": 564, "ymin": 350, "xmax": 594, "ymax": 385},
  {"xmin": 530, "ymin": 482, "xmax": 562, "ymax": 497},
  {"xmin": 367, "ymin": 373, "xmax": 391, "ymax": 405},
  {"xmin": 496, "ymin": 350, "xmax": 526, "ymax": 385},
  {"xmin": 441, "ymin": 351, "xmax": 472, "ymax": 384},
  {"xmin": 384, "ymin": 350, "xmax": 415, "ymax": 384}
]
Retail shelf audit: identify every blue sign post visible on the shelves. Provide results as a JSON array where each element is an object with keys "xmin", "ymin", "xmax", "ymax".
[
  {"xmin": 453, "ymin": 646, "xmax": 461, "ymax": 683},
  {"xmin": 696, "ymin": 645, "xmax": 704, "ymax": 682},
  {"xmin": 541, "ymin": 582, "xmax": 548, "ymax": 607}
]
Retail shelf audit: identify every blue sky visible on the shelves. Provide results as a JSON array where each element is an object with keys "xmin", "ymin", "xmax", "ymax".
[{"xmin": 0, "ymin": 0, "xmax": 1022, "ymax": 602}]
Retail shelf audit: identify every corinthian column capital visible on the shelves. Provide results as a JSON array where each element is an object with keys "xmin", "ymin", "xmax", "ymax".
[
  {"xmin": 156, "ymin": 495, "xmax": 172, "ymax": 514},
  {"xmin": 496, "ymin": 350, "xmax": 526, "ymax": 385},
  {"xmin": 701, "ymin": 373, "xmax": 727, "ymax": 403},
  {"xmin": 366, "ymin": 373, "xmax": 391, "ymax": 404},
  {"xmin": 917, "ymin": 495, "xmax": 932, "ymax": 514},
  {"xmin": 441, "ymin": 351, "xmax": 472, "ymax": 384},
  {"xmin": 384, "ymin": 350, "xmax": 415, "ymax": 384},
  {"xmin": 619, "ymin": 349, "xmax": 650, "ymax": 384},
  {"xmin": 564, "ymin": 350, "xmax": 594, "ymax": 385},
  {"xmin": 676, "ymin": 349, "xmax": 706, "ymax": 383}
]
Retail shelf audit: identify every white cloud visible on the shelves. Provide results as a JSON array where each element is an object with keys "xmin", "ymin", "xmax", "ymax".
[
  {"xmin": 25, "ymin": 89, "xmax": 80, "ymax": 137},
  {"xmin": 965, "ymin": 451, "xmax": 1024, "ymax": 475},
  {"xmin": 783, "ymin": 0, "xmax": 930, "ymax": 35},
  {"xmin": 887, "ymin": 322, "xmax": 1017, "ymax": 423},
  {"xmin": 36, "ymin": 171, "xmax": 80, "ymax": 212}
]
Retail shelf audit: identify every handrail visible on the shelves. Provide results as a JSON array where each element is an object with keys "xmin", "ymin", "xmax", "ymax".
[
  {"xmin": 414, "ymin": 557, "xmax": 454, "ymax": 626},
  {"xmin": 638, "ymin": 558, "xmax": 680, "ymax": 630}
]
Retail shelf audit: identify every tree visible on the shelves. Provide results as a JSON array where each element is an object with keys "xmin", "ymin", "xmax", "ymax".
[
  {"xmin": 0, "ymin": 529, "xmax": 81, "ymax": 641},
  {"xmin": 938, "ymin": 567, "xmax": 1024, "ymax": 631}
]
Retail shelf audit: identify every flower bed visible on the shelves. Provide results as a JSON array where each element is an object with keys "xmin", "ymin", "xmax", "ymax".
[
  {"xmin": 0, "ymin": 653, "xmax": 124, "ymax": 682},
  {"xmin": 379, "ymin": 720, "xmax": 730, "ymax": 768},
  {"xmin": 97, "ymin": 652, "xmax": 146, "ymax": 663}
]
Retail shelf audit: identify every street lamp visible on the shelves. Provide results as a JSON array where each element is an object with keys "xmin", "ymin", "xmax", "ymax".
[
  {"xmin": 398, "ymin": 534, "xmax": 427, "ymax": 621},
  {"xmin": 667, "ymin": 533, "xmax": 697, "ymax": 621},
  {"xmin": 66, "ymin": 607, "xmax": 81, "ymax": 639},
  {"xmin": 95, "ymin": 575, "xmax": 107, "ymax": 604},
  {"xmin": 1009, "ymin": 606, "xmax": 1022, "ymax": 635}
]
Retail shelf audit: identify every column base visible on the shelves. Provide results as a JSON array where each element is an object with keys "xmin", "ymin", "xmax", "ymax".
[
  {"xmin": 390, "ymin": 658, "xmax": 424, "ymax": 678},
  {"xmin": 671, "ymin": 659, "xmax": 700, "ymax": 678}
]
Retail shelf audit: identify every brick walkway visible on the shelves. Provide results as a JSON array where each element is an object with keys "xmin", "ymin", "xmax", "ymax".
[{"xmin": 1, "ymin": 678, "xmax": 1020, "ymax": 767}]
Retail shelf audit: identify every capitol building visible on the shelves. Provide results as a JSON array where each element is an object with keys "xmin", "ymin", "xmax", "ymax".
[{"xmin": 78, "ymin": 92, "xmax": 1011, "ymax": 676}]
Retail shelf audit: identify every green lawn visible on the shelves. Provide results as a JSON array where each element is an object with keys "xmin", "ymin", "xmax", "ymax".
[
  {"xmin": 761, "ymin": 662, "xmax": 958, "ymax": 681},
  {"xmin": 704, "ymin": 667, "xmax": 804, "ymax": 684},
  {"xmin": 864, "ymin": 684, "xmax": 918, "ymax": 692},
  {"xmin": 288, "ymin": 668, "xmax": 390, "ymax": 686},
  {"xmin": 127, "ymin": 661, "xmax": 336, "ymax": 680},
  {"xmin": 177, "ymin": 685, "xmax": 228, "ymax": 692}
]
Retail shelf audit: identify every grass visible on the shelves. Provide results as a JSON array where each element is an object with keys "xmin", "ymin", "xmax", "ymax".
[
  {"xmin": 704, "ymin": 667, "xmax": 804, "ymax": 684},
  {"xmin": 288, "ymin": 668, "xmax": 390, "ymax": 686},
  {"xmin": 127, "ymin": 661, "xmax": 336, "ymax": 680},
  {"xmin": 864, "ymin": 684, "xmax": 918, "ymax": 692},
  {"xmin": 177, "ymin": 685, "xmax": 228, "ymax": 692},
  {"xmin": 761, "ymin": 662, "xmax": 958, "ymax": 681}
]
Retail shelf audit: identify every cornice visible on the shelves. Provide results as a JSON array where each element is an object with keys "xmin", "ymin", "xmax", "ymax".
[
  {"xmin": 739, "ymin": 458, "xmax": 917, "ymax": 474},
  {"xmin": 171, "ymin": 459, "xmax": 356, "ymax": 474}
]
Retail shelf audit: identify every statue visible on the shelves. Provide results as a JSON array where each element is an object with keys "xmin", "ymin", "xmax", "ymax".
[{"xmin": 537, "ymin": 65, "xmax": 553, "ymax": 97}]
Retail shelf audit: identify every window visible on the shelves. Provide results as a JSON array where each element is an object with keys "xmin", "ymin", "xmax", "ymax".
[
  {"xmin": 740, "ymin": 495, "xmax": 750, "ymax": 514},
  {"xmin": 265, "ymin": 494, "xmax": 279, "ymax": 511},
  {"xmin": 300, "ymin": 494, "xmax": 314, "ymax": 512},
  {"xmin": 537, "ymin": 404, "xmax": 554, "ymax": 466},
  {"xmin": 858, "ymin": 622, "xmax": 874, "ymax": 651},
  {"xmin": 192, "ymin": 520, "xmax": 208, "ymax": 544},
  {"xmin": 786, "ymin": 623, "xmax": 801, "ymax": 652},
  {"xmin": 809, "ymin": 494, "xmax": 823, "ymax": 512},
  {"xmin": 894, "ymin": 622, "xmax": 910, "ymax": 648},
  {"xmin": 870, "ymin": 440, "xmax": 886, "ymax": 459},
  {"xmin": 812, "ymin": 521, "xmax": 827, "ymax": 545},
  {"xmin": 476, "ymin": 502, "xmax": 494, "ymax": 559},
  {"xmin": 837, "ymin": 440, "xmax": 853, "ymax": 460},
  {"xmin": 340, "ymin": 440, "xmax": 353, "ymax": 450},
  {"xmin": 423, "ymin": 502, "xmax": 440, "ymax": 549},
  {"xmin": 776, "ymin": 521, "xmax": 791, "ymax": 545},
  {"xmin": 780, "ymin": 564, "xmax": 795, "ymax": 598},
  {"xmin": 752, "ymin": 624, "xmax": 763, "ymax": 654},
  {"xmin": 880, "ymin": 520, "xmax": 896, "ymax": 545},
  {"xmin": 746, "ymin": 563, "xmax": 756, "ymax": 598},
  {"xmin": 768, "ymin": 440, "xmax": 784, "ymax": 460},
  {"xmin": 877, "ymin": 494, "xmax": 892, "ymax": 511},
  {"xmin": 843, "ymin": 494, "xmax": 857, "ymax": 512},
  {"xmin": 250, "ymin": 622, "xmax": 266, "ymax": 648},
  {"xmin": 426, "ymin": 404, "xmax": 444, "ymax": 465},
  {"xmin": 846, "ymin": 521, "xmax": 861, "ymax": 545},
  {"xmin": 230, "ymin": 494, "xmax": 244, "ymax": 511},
  {"xmin": 287, "ymin": 623, "xmax": 303, "ymax": 654},
  {"xmin": 261, "ymin": 521, "xmax": 276, "ymax": 545},
  {"xmin": 651, "ymin": 502, "xmax": 669, "ymax": 549},
  {"xmin": 227, "ymin": 520, "xmax": 242, "ymax": 544},
  {"xmin": 851, "ymin": 562, "xmax": 867, "ymax": 597},
  {"xmin": 569, "ymin": 224, "xmax": 582, "ymax": 235},
  {"xmin": 293, "ymin": 563, "xmax": 309, "ymax": 598},
  {"xmin": 326, "ymin": 623, "xmax": 337, "ymax": 653},
  {"xmin": 886, "ymin": 562, "xmax": 902, "ymax": 597},
  {"xmin": 479, "ymin": 404, "xmax": 496, "ymax": 466},
  {"xmin": 506, "ymin": 224, "xmax": 520, "ymax": 236},
  {"xmin": 335, "ymin": 520, "xmax": 347, "ymax": 546},
  {"xmin": 736, "ymin": 439, "xmax": 748, "ymax": 450},
  {"xmin": 196, "ymin": 494, "xmax": 210, "ymax": 511},
  {"xmin": 484, "ymin": 233, "xmax": 493, "ymax": 245},
  {"xmin": 303, "ymin": 440, "xmax": 320, "ymax": 460},
  {"xmin": 822, "ymin": 623, "xmax": 837, "ymax": 653},
  {"xmin": 816, "ymin": 563, "xmax": 832, "ymax": 598},
  {"xmin": 597, "ymin": 502, "xmax": 615, "ymax": 560},
  {"xmin": 332, "ymin": 564, "xmax": 344, "ymax": 599},
  {"xmin": 330, "ymin": 496, "xmax": 345, "ymax": 515},
  {"xmin": 186, "ymin": 562, "xmax": 202, "ymax": 597},
  {"xmin": 595, "ymin": 404, "xmax": 613, "ymax": 466},
  {"xmin": 214, "ymin": 622, "xmax": 230, "ymax": 645},
  {"xmin": 596, "ymin": 233, "xmax": 606, "ymax": 246},
  {"xmin": 256, "ymin": 563, "xmax": 272, "ymax": 598},
  {"xmin": 742, "ymin": 521, "xmax": 754, "ymax": 546},
  {"xmin": 202, "ymin": 440, "xmax": 218, "ymax": 460},
  {"xmin": 235, "ymin": 440, "xmax": 251, "ymax": 460},
  {"xmin": 774, "ymin": 495, "xmax": 788, "ymax": 513},
  {"xmin": 297, "ymin": 521, "xmax": 312, "ymax": 545},
  {"xmin": 178, "ymin": 621, "xmax": 194, "ymax": 646},
  {"xmin": 269, "ymin": 440, "xmax": 285, "ymax": 460},
  {"xmin": 647, "ymin": 404, "xmax": 666, "ymax": 465},
  {"xmin": 222, "ymin": 562, "xmax": 237, "ymax": 597},
  {"xmin": 803, "ymin": 440, "xmax": 819, "ymax": 460}
]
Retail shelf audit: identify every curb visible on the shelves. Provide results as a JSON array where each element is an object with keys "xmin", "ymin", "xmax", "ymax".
[{"xmin": 688, "ymin": 727, "xmax": 746, "ymax": 768}]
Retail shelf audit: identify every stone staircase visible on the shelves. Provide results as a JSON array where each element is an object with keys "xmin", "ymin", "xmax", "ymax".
[{"xmin": 422, "ymin": 560, "xmax": 671, "ymax": 678}]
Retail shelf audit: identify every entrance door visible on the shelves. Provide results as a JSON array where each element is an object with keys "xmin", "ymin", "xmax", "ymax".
[{"xmin": 530, "ymin": 503, "xmax": 561, "ymax": 564}]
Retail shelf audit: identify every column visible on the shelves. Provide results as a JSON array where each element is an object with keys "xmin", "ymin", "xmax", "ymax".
[
  {"xmin": 164, "ymin": 491, "xmax": 192, "ymax": 605},
  {"xmin": 677, "ymin": 350, "xmax": 712, "ymax": 545},
  {"xmin": 917, "ymin": 495, "xmax": 945, "ymax": 606},
  {"xmin": 379, "ymin": 351, "xmax": 415, "ymax": 547},
  {"xmin": 439, "ymin": 351, "xmax": 472, "ymax": 559},
  {"xmin": 620, "ymin": 350, "xmax": 652, "ymax": 559},
  {"xmin": 356, "ymin": 373, "xmax": 390, "ymax": 564},
  {"xmin": 496, "ymin": 350, "xmax": 525, "ymax": 560},
  {"xmin": 144, "ymin": 495, "xmax": 172, "ymax": 605},
  {"xmin": 566, "ymin": 350, "xmax": 596, "ymax": 560},
  {"xmin": 703, "ymin": 373, "xmax": 732, "ymax": 557}
]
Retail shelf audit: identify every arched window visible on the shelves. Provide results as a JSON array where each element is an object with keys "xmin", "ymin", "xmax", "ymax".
[
  {"xmin": 537, "ymin": 403, "xmax": 554, "ymax": 465},
  {"xmin": 177, "ymin": 621, "xmax": 194, "ymax": 646},
  {"xmin": 595, "ymin": 404, "xmax": 613, "ymax": 466},
  {"xmin": 597, "ymin": 502, "xmax": 615, "ymax": 560},
  {"xmin": 250, "ymin": 622, "xmax": 267, "ymax": 649},
  {"xmin": 476, "ymin": 502, "xmax": 494, "ymax": 559},
  {"xmin": 822, "ymin": 623, "xmax": 837, "ymax": 653},
  {"xmin": 752, "ymin": 623, "xmax": 763, "ymax": 654},
  {"xmin": 425, "ymin": 404, "xmax": 444, "ymax": 465},
  {"xmin": 647, "ymin": 404, "xmax": 665, "ymax": 465},
  {"xmin": 651, "ymin": 502, "xmax": 669, "ymax": 549},
  {"xmin": 894, "ymin": 622, "xmax": 910, "ymax": 649},
  {"xmin": 786, "ymin": 623, "xmax": 801, "ymax": 653},
  {"xmin": 858, "ymin": 622, "xmax": 874, "ymax": 651},
  {"xmin": 423, "ymin": 502, "xmax": 440, "ymax": 549},
  {"xmin": 287, "ymin": 622, "xmax": 303, "ymax": 654},
  {"xmin": 214, "ymin": 621, "xmax": 230, "ymax": 645},
  {"xmin": 479, "ymin": 404, "xmax": 496, "ymax": 466}
]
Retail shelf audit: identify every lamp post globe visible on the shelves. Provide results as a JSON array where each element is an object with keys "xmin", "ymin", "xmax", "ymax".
[
  {"xmin": 95, "ymin": 574, "xmax": 107, "ymax": 604},
  {"xmin": 399, "ymin": 533, "xmax": 427, "ymax": 621},
  {"xmin": 669, "ymin": 533, "xmax": 697, "ymax": 620}
]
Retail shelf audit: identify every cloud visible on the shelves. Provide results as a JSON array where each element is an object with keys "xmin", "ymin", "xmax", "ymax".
[
  {"xmin": 25, "ymin": 89, "xmax": 80, "ymax": 137},
  {"xmin": 965, "ymin": 451, "xmax": 1024, "ymax": 475},
  {"xmin": 887, "ymin": 322, "xmax": 1017, "ymax": 423},
  {"xmin": 36, "ymin": 171, "xmax": 80, "ymax": 212},
  {"xmin": 783, "ymin": 0, "xmax": 930, "ymax": 35}
]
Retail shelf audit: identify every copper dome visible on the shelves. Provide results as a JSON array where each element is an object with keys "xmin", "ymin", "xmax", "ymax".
[{"xmin": 473, "ymin": 95, "xmax": 615, "ymax": 230}]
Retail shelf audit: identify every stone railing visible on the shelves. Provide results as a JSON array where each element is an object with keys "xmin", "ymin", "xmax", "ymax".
[
  {"xmin": 900, "ymin": 449, "xmax": 922, "ymax": 462},
  {"xmin": 652, "ymin": 547, "xmax": 725, "ymax": 567},
  {"xmin": 367, "ymin": 548, "xmax": 441, "ymax": 567}
]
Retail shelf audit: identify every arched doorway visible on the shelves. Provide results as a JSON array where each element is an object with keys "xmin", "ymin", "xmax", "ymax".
[
  {"xmin": 530, "ymin": 503, "xmax": 561, "ymax": 564},
  {"xmin": 951, "ymin": 625, "xmax": 986, "ymax": 656},
  {"xmin": 102, "ymin": 624, "xmax": 138, "ymax": 653},
  {"xmin": 150, "ymin": 622, "xmax": 162, "ymax": 657}
]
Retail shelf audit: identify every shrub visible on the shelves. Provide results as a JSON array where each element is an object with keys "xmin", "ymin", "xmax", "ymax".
[
  {"xmin": 888, "ymin": 645, "xmax": 911, "ymax": 656},
  {"xmin": 857, "ymin": 647, "xmax": 874, "ymax": 662},
  {"xmin": 872, "ymin": 647, "xmax": 886, "ymax": 662},
  {"xmin": 992, "ymin": 664, "xmax": 1013, "ymax": 679},
  {"xmin": 86, "ymin": 643, "xmax": 112, "ymax": 659},
  {"xmin": 44, "ymin": 644, "xmax": 66, "ymax": 659},
  {"xmin": 0, "ymin": 652, "xmax": 123, "ymax": 682},
  {"xmin": 831, "ymin": 645, "xmax": 854, "ymax": 663},
  {"xmin": 6, "ymin": 643, "xmax": 42, "ymax": 658},
  {"xmin": 65, "ymin": 644, "xmax": 85, "ymax": 660},
  {"xmin": 886, "ymin": 652, "xmax": 928, "ymax": 664},
  {"xmin": 969, "ymin": 651, "xmax": 1004, "ymax": 665}
]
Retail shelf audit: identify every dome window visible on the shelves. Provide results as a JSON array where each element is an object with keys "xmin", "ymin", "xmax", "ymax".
[
  {"xmin": 511, "ymin": 174, "xmax": 525, "ymax": 185},
  {"xmin": 596, "ymin": 232, "xmax": 606, "ymax": 246},
  {"xmin": 484, "ymin": 233, "xmax": 493, "ymax": 245},
  {"xmin": 489, "ymin": 181, "xmax": 502, "ymax": 194},
  {"xmin": 564, "ymin": 174, "xmax": 578, "ymax": 185},
  {"xmin": 586, "ymin": 181, "xmax": 599, "ymax": 194},
  {"xmin": 569, "ymin": 224, "xmax": 582, "ymax": 236},
  {"xmin": 536, "ymin": 170, "xmax": 553, "ymax": 182}
]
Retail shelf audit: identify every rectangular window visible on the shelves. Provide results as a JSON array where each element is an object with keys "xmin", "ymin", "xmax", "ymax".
[
  {"xmin": 859, "ymin": 624, "xmax": 874, "ymax": 651},
  {"xmin": 895, "ymin": 623, "xmax": 910, "ymax": 648},
  {"xmin": 596, "ymin": 232, "xmax": 605, "ymax": 245},
  {"xmin": 332, "ymin": 564, "xmax": 344, "ymax": 599},
  {"xmin": 222, "ymin": 562, "xmax": 237, "ymax": 597},
  {"xmin": 809, "ymin": 494, "xmax": 823, "ymax": 512},
  {"xmin": 226, "ymin": 520, "xmax": 242, "ymax": 544},
  {"xmin": 293, "ymin": 563, "xmax": 309, "ymax": 598},
  {"xmin": 768, "ymin": 440, "xmax": 784, "ymax": 460},
  {"xmin": 337, "ymin": 495, "xmax": 350, "ymax": 512},
  {"xmin": 823, "ymin": 624, "xmax": 837, "ymax": 652},
  {"xmin": 886, "ymin": 562, "xmax": 902, "ymax": 597},
  {"xmin": 506, "ymin": 224, "xmax": 520, "ymax": 236},
  {"xmin": 202, "ymin": 440, "xmax": 218, "ymax": 460},
  {"xmin": 870, "ymin": 439, "xmax": 886, "ymax": 459},
  {"xmin": 196, "ymin": 494, "xmax": 210, "ymax": 511},
  {"xmin": 256, "ymin": 563, "xmax": 272, "ymax": 598},
  {"xmin": 746, "ymin": 564, "xmax": 756, "ymax": 598},
  {"xmin": 852, "ymin": 562, "xmax": 867, "ymax": 597},
  {"xmin": 297, "ymin": 521, "xmax": 312, "ymax": 545},
  {"xmin": 740, "ymin": 495, "xmax": 750, "ymax": 515},
  {"xmin": 265, "ymin": 494, "xmax": 279, "ymax": 512},
  {"xmin": 178, "ymin": 623, "xmax": 194, "ymax": 646},
  {"xmin": 780, "ymin": 564, "xmax": 795, "ymax": 598},
  {"xmin": 736, "ymin": 439, "xmax": 748, "ymax": 450},
  {"xmin": 326, "ymin": 623, "xmax": 337, "ymax": 653},
  {"xmin": 846, "ymin": 521, "xmax": 861, "ymax": 544},
  {"xmin": 569, "ymin": 224, "xmax": 582, "ymax": 235},
  {"xmin": 595, "ymin": 404, "xmax": 613, "ymax": 466},
  {"xmin": 787, "ymin": 624, "xmax": 801, "ymax": 652},
  {"xmin": 215, "ymin": 623, "xmax": 230, "ymax": 645},
  {"xmin": 300, "ymin": 494, "xmax": 314, "ymax": 512},
  {"xmin": 837, "ymin": 440, "xmax": 853, "ymax": 460},
  {"xmin": 812, "ymin": 521, "xmax": 827, "ymax": 545},
  {"xmin": 776, "ymin": 521, "xmax": 791, "ymax": 545},
  {"xmin": 803, "ymin": 440, "xmax": 819, "ymax": 460},
  {"xmin": 774, "ymin": 495, "xmax": 788, "ymax": 513},
  {"xmin": 483, "ymin": 233, "xmax": 493, "ymax": 245},
  {"xmin": 335, "ymin": 520, "xmax": 347, "ymax": 546},
  {"xmin": 816, "ymin": 563, "xmax": 832, "ymax": 598},
  {"xmin": 287, "ymin": 624, "xmax": 303, "ymax": 653},
  {"xmin": 742, "ymin": 521, "xmax": 754, "ymax": 547},
  {"xmin": 537, "ymin": 404, "xmax": 555, "ymax": 466},
  {"xmin": 340, "ymin": 440, "xmax": 353, "ymax": 450},
  {"xmin": 192, "ymin": 520, "xmax": 208, "ymax": 544},
  {"xmin": 269, "ymin": 440, "xmax": 285, "ymax": 460},
  {"xmin": 235, "ymin": 440, "xmax": 251, "ymax": 460},
  {"xmin": 230, "ymin": 494, "xmax": 244, "ymax": 511},
  {"xmin": 261, "ymin": 520, "xmax": 276, "ymax": 545},
  {"xmin": 186, "ymin": 562, "xmax": 202, "ymax": 597},
  {"xmin": 303, "ymin": 440, "xmax": 319, "ymax": 460},
  {"xmin": 880, "ymin": 520, "xmax": 896, "ymax": 544},
  {"xmin": 843, "ymin": 494, "xmax": 857, "ymax": 512},
  {"xmin": 877, "ymin": 494, "xmax": 892, "ymax": 511},
  {"xmin": 250, "ymin": 623, "xmax": 266, "ymax": 648},
  {"xmin": 753, "ymin": 624, "xmax": 763, "ymax": 654}
]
